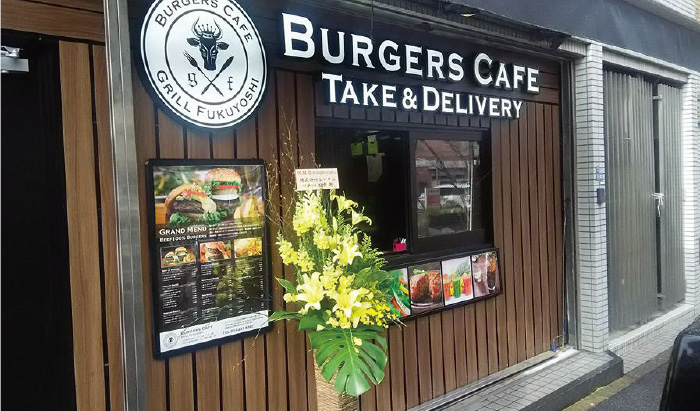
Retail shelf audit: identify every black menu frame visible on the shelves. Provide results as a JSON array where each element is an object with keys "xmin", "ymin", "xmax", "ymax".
[{"xmin": 145, "ymin": 159, "xmax": 272, "ymax": 359}]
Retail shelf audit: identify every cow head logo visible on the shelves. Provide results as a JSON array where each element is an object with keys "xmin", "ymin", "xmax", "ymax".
[{"xmin": 187, "ymin": 18, "xmax": 229, "ymax": 71}]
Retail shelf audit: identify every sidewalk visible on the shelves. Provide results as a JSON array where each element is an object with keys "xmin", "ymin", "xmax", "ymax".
[{"xmin": 413, "ymin": 313, "xmax": 691, "ymax": 410}]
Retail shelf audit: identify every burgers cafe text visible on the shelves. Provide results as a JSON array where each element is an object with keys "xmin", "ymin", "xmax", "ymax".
[{"xmin": 281, "ymin": 13, "xmax": 541, "ymax": 118}]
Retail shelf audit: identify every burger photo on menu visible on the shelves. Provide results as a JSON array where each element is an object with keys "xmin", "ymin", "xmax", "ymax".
[
  {"xmin": 233, "ymin": 237, "xmax": 263, "ymax": 258},
  {"xmin": 160, "ymin": 245, "xmax": 196, "ymax": 267},
  {"xmin": 202, "ymin": 168, "xmax": 242, "ymax": 216},
  {"xmin": 164, "ymin": 183, "xmax": 222, "ymax": 227},
  {"xmin": 408, "ymin": 262, "xmax": 444, "ymax": 314},
  {"xmin": 199, "ymin": 241, "xmax": 231, "ymax": 263}
]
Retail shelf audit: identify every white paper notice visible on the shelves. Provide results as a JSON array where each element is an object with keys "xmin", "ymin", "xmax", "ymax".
[{"xmin": 295, "ymin": 168, "xmax": 340, "ymax": 191}]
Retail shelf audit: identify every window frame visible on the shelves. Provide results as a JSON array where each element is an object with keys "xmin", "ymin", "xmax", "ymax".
[
  {"xmin": 409, "ymin": 129, "xmax": 492, "ymax": 255},
  {"xmin": 314, "ymin": 120, "xmax": 494, "ymax": 265}
]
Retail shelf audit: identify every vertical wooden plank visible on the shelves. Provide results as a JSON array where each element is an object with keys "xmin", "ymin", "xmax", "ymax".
[
  {"xmin": 475, "ymin": 302, "xmax": 488, "ymax": 379},
  {"xmin": 518, "ymin": 104, "xmax": 535, "ymax": 358},
  {"xmin": 485, "ymin": 299, "xmax": 499, "ymax": 374},
  {"xmin": 536, "ymin": 104, "xmax": 552, "ymax": 353},
  {"xmin": 403, "ymin": 320, "xmax": 419, "ymax": 408},
  {"xmin": 277, "ymin": 70, "xmax": 308, "ymax": 411},
  {"xmin": 294, "ymin": 88, "xmax": 315, "ymax": 411},
  {"xmin": 491, "ymin": 120, "xmax": 507, "ymax": 371},
  {"xmin": 157, "ymin": 112, "xmax": 195, "ymax": 411},
  {"xmin": 441, "ymin": 311, "xmax": 457, "ymax": 392},
  {"xmin": 212, "ymin": 129, "xmax": 235, "ymax": 159},
  {"xmin": 361, "ymin": 386, "xmax": 377, "ymax": 411},
  {"xmin": 552, "ymin": 105, "xmax": 564, "ymax": 337},
  {"xmin": 375, "ymin": 330, "xmax": 392, "ymax": 411},
  {"xmin": 93, "ymin": 45, "xmax": 125, "ymax": 411},
  {"xmin": 527, "ymin": 103, "xmax": 544, "ymax": 354},
  {"xmin": 59, "ymin": 41, "xmax": 107, "ymax": 411},
  {"xmin": 388, "ymin": 326, "xmax": 406, "ymax": 411},
  {"xmin": 416, "ymin": 317, "xmax": 432, "ymax": 402},
  {"xmin": 314, "ymin": 80, "xmax": 332, "ymax": 118},
  {"xmin": 510, "ymin": 109, "xmax": 527, "ymax": 364},
  {"xmin": 544, "ymin": 105, "xmax": 558, "ymax": 345},
  {"xmin": 429, "ymin": 314, "xmax": 445, "ymax": 397},
  {"xmin": 229, "ymin": 120, "xmax": 267, "ymax": 411},
  {"xmin": 296, "ymin": 73, "xmax": 317, "ymax": 410},
  {"xmin": 220, "ymin": 343, "xmax": 245, "ymax": 411},
  {"xmin": 464, "ymin": 305, "xmax": 478, "ymax": 383},
  {"xmin": 258, "ymin": 74, "xmax": 289, "ymax": 411},
  {"xmin": 499, "ymin": 118, "xmax": 518, "ymax": 367},
  {"xmin": 132, "ymin": 71, "xmax": 168, "ymax": 411},
  {"xmin": 452, "ymin": 306, "xmax": 468, "ymax": 387}
]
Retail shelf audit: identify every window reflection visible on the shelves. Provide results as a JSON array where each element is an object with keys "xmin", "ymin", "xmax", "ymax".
[{"xmin": 415, "ymin": 139, "xmax": 483, "ymax": 238}]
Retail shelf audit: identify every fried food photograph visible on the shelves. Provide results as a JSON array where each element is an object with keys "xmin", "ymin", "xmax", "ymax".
[{"xmin": 233, "ymin": 237, "xmax": 263, "ymax": 258}]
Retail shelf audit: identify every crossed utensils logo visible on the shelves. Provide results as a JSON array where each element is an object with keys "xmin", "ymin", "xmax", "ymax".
[{"xmin": 183, "ymin": 17, "xmax": 234, "ymax": 96}]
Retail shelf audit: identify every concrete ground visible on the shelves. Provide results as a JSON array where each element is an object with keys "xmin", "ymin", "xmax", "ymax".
[{"xmin": 564, "ymin": 350, "xmax": 670, "ymax": 411}]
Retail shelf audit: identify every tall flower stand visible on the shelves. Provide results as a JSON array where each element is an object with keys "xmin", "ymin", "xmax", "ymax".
[{"xmin": 314, "ymin": 363, "xmax": 359, "ymax": 411}]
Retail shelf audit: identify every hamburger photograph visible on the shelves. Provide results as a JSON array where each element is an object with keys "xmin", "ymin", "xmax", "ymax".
[
  {"xmin": 161, "ymin": 251, "xmax": 179, "ymax": 267},
  {"xmin": 203, "ymin": 168, "xmax": 243, "ymax": 216},
  {"xmin": 200, "ymin": 241, "xmax": 231, "ymax": 263},
  {"xmin": 164, "ymin": 183, "xmax": 219, "ymax": 226},
  {"xmin": 174, "ymin": 246, "xmax": 195, "ymax": 264}
]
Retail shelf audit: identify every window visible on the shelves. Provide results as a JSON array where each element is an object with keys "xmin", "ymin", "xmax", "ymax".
[
  {"xmin": 415, "ymin": 139, "xmax": 483, "ymax": 237},
  {"xmin": 316, "ymin": 125, "xmax": 491, "ymax": 257},
  {"xmin": 316, "ymin": 127, "xmax": 409, "ymax": 253}
]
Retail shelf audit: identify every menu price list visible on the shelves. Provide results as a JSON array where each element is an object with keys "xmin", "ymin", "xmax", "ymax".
[{"xmin": 156, "ymin": 220, "xmax": 268, "ymax": 353}]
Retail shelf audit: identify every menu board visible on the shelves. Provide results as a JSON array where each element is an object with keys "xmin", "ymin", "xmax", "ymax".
[
  {"xmin": 146, "ymin": 160, "xmax": 270, "ymax": 358},
  {"xmin": 389, "ymin": 248, "xmax": 502, "ymax": 318}
]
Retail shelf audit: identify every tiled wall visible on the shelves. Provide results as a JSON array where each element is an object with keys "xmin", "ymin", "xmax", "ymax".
[
  {"xmin": 651, "ymin": 0, "xmax": 698, "ymax": 19},
  {"xmin": 682, "ymin": 73, "xmax": 700, "ymax": 312},
  {"xmin": 573, "ymin": 43, "xmax": 610, "ymax": 352},
  {"xmin": 573, "ymin": 39, "xmax": 700, "ymax": 352}
]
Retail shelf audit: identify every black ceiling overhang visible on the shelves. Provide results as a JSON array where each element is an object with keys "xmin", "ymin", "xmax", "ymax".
[{"xmin": 450, "ymin": 0, "xmax": 700, "ymax": 72}]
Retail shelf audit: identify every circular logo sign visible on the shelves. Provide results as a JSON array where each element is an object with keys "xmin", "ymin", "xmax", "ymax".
[{"xmin": 140, "ymin": 0, "xmax": 267, "ymax": 129}]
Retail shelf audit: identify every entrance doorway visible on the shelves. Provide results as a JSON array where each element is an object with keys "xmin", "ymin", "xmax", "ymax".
[
  {"xmin": 1, "ymin": 33, "xmax": 77, "ymax": 409},
  {"xmin": 603, "ymin": 70, "xmax": 685, "ymax": 333}
]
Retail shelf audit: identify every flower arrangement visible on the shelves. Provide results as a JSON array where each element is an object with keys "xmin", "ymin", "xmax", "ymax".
[{"xmin": 269, "ymin": 189, "xmax": 399, "ymax": 397}]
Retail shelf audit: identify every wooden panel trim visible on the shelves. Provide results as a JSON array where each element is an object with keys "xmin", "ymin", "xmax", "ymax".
[
  {"xmin": 93, "ymin": 44, "xmax": 126, "ymax": 411},
  {"xmin": 25, "ymin": 0, "xmax": 103, "ymax": 13},
  {"xmin": 2, "ymin": 0, "xmax": 104, "ymax": 42},
  {"xmin": 59, "ymin": 40, "xmax": 107, "ymax": 411}
]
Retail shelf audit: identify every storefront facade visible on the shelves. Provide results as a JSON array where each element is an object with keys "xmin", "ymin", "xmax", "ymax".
[{"xmin": 2, "ymin": 0, "xmax": 697, "ymax": 410}]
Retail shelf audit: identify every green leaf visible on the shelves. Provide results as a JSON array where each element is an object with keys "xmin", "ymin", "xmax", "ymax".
[
  {"xmin": 268, "ymin": 311, "xmax": 302, "ymax": 322},
  {"xmin": 299, "ymin": 314, "xmax": 324, "ymax": 331},
  {"xmin": 276, "ymin": 278, "xmax": 298, "ymax": 295},
  {"xmin": 308, "ymin": 326, "xmax": 388, "ymax": 396}
]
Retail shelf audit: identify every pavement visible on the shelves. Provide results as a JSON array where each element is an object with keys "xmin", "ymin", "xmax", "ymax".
[{"xmin": 564, "ymin": 350, "xmax": 671, "ymax": 411}]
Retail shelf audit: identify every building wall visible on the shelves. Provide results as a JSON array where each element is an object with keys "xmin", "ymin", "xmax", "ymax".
[
  {"xmin": 650, "ymin": 0, "xmax": 699, "ymax": 19},
  {"xmin": 570, "ymin": 34, "xmax": 700, "ymax": 352},
  {"xmin": 2, "ymin": 0, "xmax": 565, "ymax": 409}
]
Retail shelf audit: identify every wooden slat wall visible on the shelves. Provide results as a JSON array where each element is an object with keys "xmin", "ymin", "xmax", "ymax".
[
  {"xmin": 9, "ymin": 0, "xmax": 564, "ymax": 409},
  {"xmin": 55, "ymin": 36, "xmax": 125, "ymax": 411}
]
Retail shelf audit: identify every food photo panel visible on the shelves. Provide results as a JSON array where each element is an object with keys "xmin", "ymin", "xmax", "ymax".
[
  {"xmin": 388, "ymin": 268, "xmax": 411, "ymax": 317},
  {"xmin": 408, "ymin": 262, "xmax": 444, "ymax": 314},
  {"xmin": 441, "ymin": 256, "xmax": 474, "ymax": 305},
  {"xmin": 471, "ymin": 251, "xmax": 501, "ymax": 297}
]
